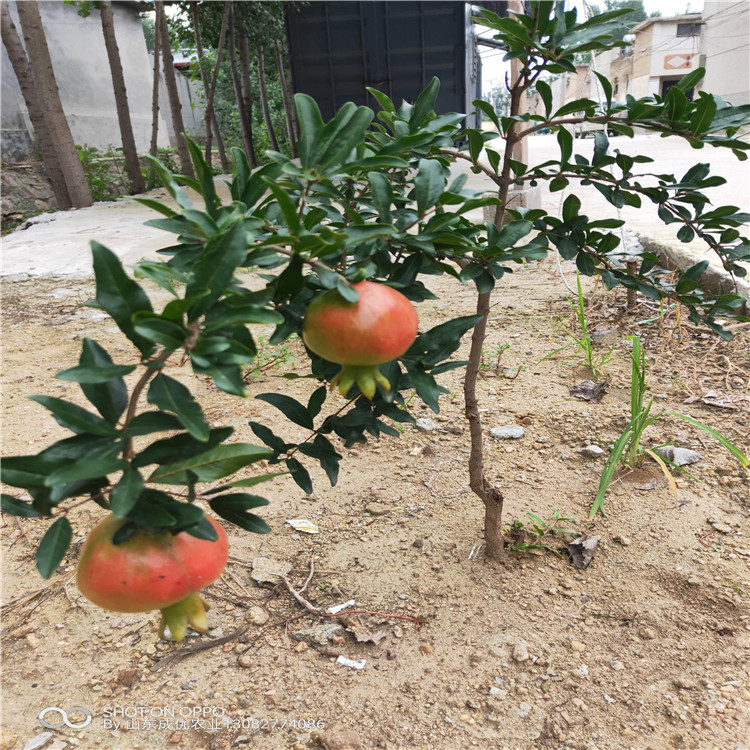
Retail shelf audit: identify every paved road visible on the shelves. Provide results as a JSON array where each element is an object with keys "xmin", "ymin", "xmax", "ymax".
[{"xmin": 2, "ymin": 133, "xmax": 747, "ymax": 280}]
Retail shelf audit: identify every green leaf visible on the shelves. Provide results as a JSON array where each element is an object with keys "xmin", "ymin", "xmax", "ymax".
[
  {"xmin": 468, "ymin": 129, "xmax": 484, "ymax": 164},
  {"xmin": 299, "ymin": 434, "xmax": 342, "ymax": 486},
  {"xmin": 266, "ymin": 180, "xmax": 301, "ymax": 234},
  {"xmin": 132, "ymin": 427, "xmax": 234, "ymax": 468},
  {"xmin": 123, "ymin": 411, "xmax": 183, "ymax": 436},
  {"xmin": 668, "ymin": 413, "xmax": 749, "ymax": 467},
  {"xmin": 406, "ymin": 315, "xmax": 484, "ymax": 365},
  {"xmin": 473, "ymin": 98, "xmax": 501, "ymax": 130},
  {"xmin": 1, "ymin": 494, "xmax": 43, "ymax": 518},
  {"xmin": 209, "ymin": 493, "xmax": 270, "ymax": 534},
  {"xmin": 36, "ymin": 517, "xmax": 72, "ymax": 579},
  {"xmin": 366, "ymin": 86, "xmax": 395, "ymax": 113},
  {"xmin": 249, "ymin": 421, "xmax": 290, "ymax": 453},
  {"xmin": 56, "ymin": 362, "xmax": 136, "ymax": 384},
  {"xmin": 184, "ymin": 515, "xmax": 219, "ymax": 541},
  {"xmin": 307, "ymin": 386, "xmax": 327, "ymax": 419},
  {"xmin": 336, "ymin": 277, "xmax": 359, "ymax": 303},
  {"xmin": 147, "ymin": 373, "xmax": 210, "ymax": 441},
  {"xmin": 592, "ymin": 130, "xmax": 609, "ymax": 166},
  {"xmin": 141, "ymin": 154, "xmax": 193, "ymax": 210},
  {"xmin": 203, "ymin": 302, "xmax": 283, "ymax": 332},
  {"xmin": 74, "ymin": 338, "xmax": 129, "ymax": 424},
  {"xmin": 536, "ymin": 80, "xmax": 553, "ymax": 117},
  {"xmin": 286, "ymin": 457, "xmax": 313, "ymax": 494},
  {"xmin": 184, "ymin": 137, "xmax": 219, "ymax": 218},
  {"xmin": 110, "ymin": 468, "xmax": 144, "ymax": 517},
  {"xmin": 369, "ymin": 171, "xmax": 393, "ymax": 223},
  {"xmin": 43, "ymin": 442, "xmax": 126, "ymax": 487},
  {"xmin": 677, "ymin": 224, "xmax": 695, "ymax": 243},
  {"xmin": 201, "ymin": 472, "xmax": 284, "ymax": 495},
  {"xmin": 185, "ymin": 222, "xmax": 248, "ymax": 321},
  {"xmin": 149, "ymin": 443, "xmax": 273, "ymax": 485},
  {"xmin": 690, "ymin": 95, "xmax": 718, "ymax": 136},
  {"xmin": 410, "ymin": 77, "xmax": 440, "ymax": 128},
  {"xmin": 132, "ymin": 312, "xmax": 187, "ymax": 350},
  {"xmin": 318, "ymin": 104, "xmax": 374, "ymax": 172},
  {"xmin": 594, "ymin": 72, "xmax": 612, "ymax": 108},
  {"xmin": 415, "ymin": 158, "xmax": 448, "ymax": 214},
  {"xmin": 294, "ymin": 93, "xmax": 325, "ymax": 169},
  {"xmin": 29, "ymin": 395, "xmax": 119, "ymax": 437},
  {"xmin": 496, "ymin": 220, "xmax": 533, "ymax": 249},
  {"xmin": 557, "ymin": 127, "xmax": 573, "ymax": 163},
  {"xmin": 675, "ymin": 66, "xmax": 706, "ymax": 94},
  {"xmin": 91, "ymin": 242, "xmax": 154, "ymax": 356},
  {"xmin": 562, "ymin": 194, "xmax": 581, "ymax": 223},
  {"xmin": 256, "ymin": 393, "xmax": 314, "ymax": 430}
]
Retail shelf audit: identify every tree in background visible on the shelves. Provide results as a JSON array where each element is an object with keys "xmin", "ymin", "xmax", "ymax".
[
  {"xmin": 3, "ymin": 1, "xmax": 93, "ymax": 209},
  {"xmin": 99, "ymin": 0, "xmax": 146, "ymax": 194},
  {"xmin": 155, "ymin": 0, "xmax": 194, "ymax": 177}
]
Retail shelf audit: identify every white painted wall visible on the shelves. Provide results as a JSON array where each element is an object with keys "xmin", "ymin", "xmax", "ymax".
[
  {"xmin": 1, "ymin": 1, "xmax": 179, "ymax": 162},
  {"xmin": 701, "ymin": 0, "xmax": 750, "ymax": 106}
]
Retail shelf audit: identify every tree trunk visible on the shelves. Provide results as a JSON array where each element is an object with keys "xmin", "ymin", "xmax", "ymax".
[
  {"xmin": 274, "ymin": 38, "xmax": 297, "ymax": 153},
  {"xmin": 464, "ymin": 11, "xmax": 528, "ymax": 559},
  {"xmin": 1, "ymin": 2, "xmax": 70, "ymax": 209},
  {"xmin": 256, "ymin": 44, "xmax": 280, "ymax": 152},
  {"xmin": 155, "ymin": 0, "xmax": 193, "ymax": 177},
  {"xmin": 237, "ymin": 32, "xmax": 257, "ymax": 167},
  {"xmin": 15, "ymin": 1, "xmax": 92, "ymax": 208},
  {"xmin": 149, "ymin": 2, "xmax": 161, "ymax": 158},
  {"xmin": 190, "ymin": 1, "xmax": 228, "ymax": 172},
  {"xmin": 99, "ymin": 1, "xmax": 145, "ymax": 194},
  {"xmin": 200, "ymin": 1, "xmax": 230, "ymax": 170},
  {"xmin": 227, "ymin": 19, "xmax": 254, "ymax": 165}
]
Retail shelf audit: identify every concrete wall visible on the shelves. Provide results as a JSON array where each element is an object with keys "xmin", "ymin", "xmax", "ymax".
[
  {"xmin": 1, "ymin": 1, "xmax": 172, "ymax": 162},
  {"xmin": 150, "ymin": 55, "xmax": 204, "ymax": 146},
  {"xmin": 701, "ymin": 1, "xmax": 750, "ymax": 106}
]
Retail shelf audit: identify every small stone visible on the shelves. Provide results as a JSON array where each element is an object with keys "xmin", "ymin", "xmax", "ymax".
[
  {"xmin": 412, "ymin": 538, "xmax": 424, "ymax": 549},
  {"xmin": 294, "ymin": 641, "xmax": 309, "ymax": 653},
  {"xmin": 168, "ymin": 732, "xmax": 182, "ymax": 744},
  {"xmin": 674, "ymin": 676, "xmax": 699, "ymax": 690},
  {"xmin": 574, "ymin": 664, "xmax": 589, "ymax": 678},
  {"xmin": 416, "ymin": 418, "xmax": 438, "ymax": 432},
  {"xmin": 490, "ymin": 425, "xmax": 525, "ymax": 440},
  {"xmin": 653, "ymin": 446, "xmax": 701, "ymax": 466},
  {"xmin": 23, "ymin": 734, "xmax": 53, "ymax": 750},
  {"xmin": 512, "ymin": 640, "xmax": 530, "ymax": 663},
  {"xmin": 639, "ymin": 627, "xmax": 656, "ymax": 640},
  {"xmin": 238, "ymin": 652, "xmax": 255, "ymax": 668},
  {"xmin": 248, "ymin": 606, "xmax": 270, "ymax": 626},
  {"xmin": 711, "ymin": 522, "xmax": 733, "ymax": 534},
  {"xmin": 580, "ymin": 445, "xmax": 605, "ymax": 457},
  {"xmin": 393, "ymin": 625, "xmax": 403, "ymax": 638},
  {"xmin": 687, "ymin": 576, "xmax": 701, "ymax": 586},
  {"xmin": 365, "ymin": 502, "xmax": 392, "ymax": 516},
  {"xmin": 250, "ymin": 557, "xmax": 291, "ymax": 584},
  {"xmin": 47, "ymin": 741, "xmax": 67, "ymax": 750},
  {"xmin": 518, "ymin": 701, "xmax": 532, "ymax": 718},
  {"xmin": 319, "ymin": 723, "xmax": 362, "ymax": 750},
  {"xmin": 9, "ymin": 622, "xmax": 38, "ymax": 638},
  {"xmin": 489, "ymin": 687, "xmax": 508, "ymax": 697},
  {"xmin": 292, "ymin": 623, "xmax": 345, "ymax": 647},
  {"xmin": 117, "ymin": 668, "xmax": 137, "ymax": 688},
  {"xmin": 145, "ymin": 644, "xmax": 157, "ymax": 655},
  {"xmin": 610, "ymin": 661, "xmax": 625, "ymax": 670},
  {"xmin": 419, "ymin": 643, "xmax": 434, "ymax": 654},
  {"xmin": 570, "ymin": 641, "xmax": 586, "ymax": 652}
]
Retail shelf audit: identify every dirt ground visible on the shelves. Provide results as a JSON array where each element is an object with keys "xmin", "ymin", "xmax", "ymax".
[{"xmin": 1, "ymin": 257, "xmax": 749, "ymax": 750}]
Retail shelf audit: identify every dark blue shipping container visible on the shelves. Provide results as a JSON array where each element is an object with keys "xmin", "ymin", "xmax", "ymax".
[{"xmin": 286, "ymin": 1, "xmax": 484, "ymax": 124}]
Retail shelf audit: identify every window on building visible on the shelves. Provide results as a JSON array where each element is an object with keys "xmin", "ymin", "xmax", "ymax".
[{"xmin": 676, "ymin": 22, "xmax": 701, "ymax": 37}]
